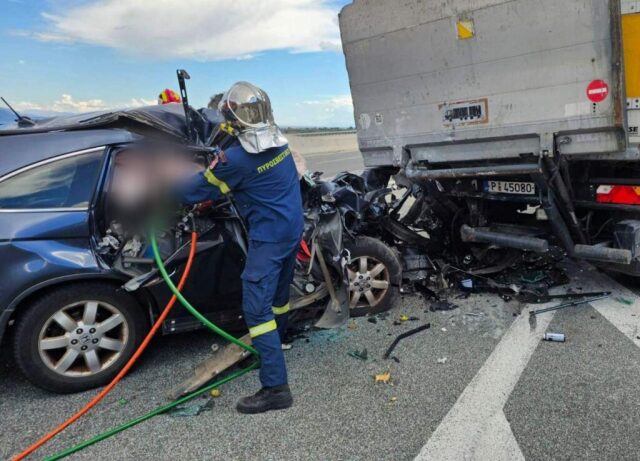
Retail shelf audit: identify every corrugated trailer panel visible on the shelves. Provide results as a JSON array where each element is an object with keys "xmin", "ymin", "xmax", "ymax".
[{"xmin": 340, "ymin": 0, "xmax": 629, "ymax": 167}]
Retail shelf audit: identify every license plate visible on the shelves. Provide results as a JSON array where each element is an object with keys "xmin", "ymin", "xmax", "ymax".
[{"xmin": 484, "ymin": 180, "xmax": 536, "ymax": 195}]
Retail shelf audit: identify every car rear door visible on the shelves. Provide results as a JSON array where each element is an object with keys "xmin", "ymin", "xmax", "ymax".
[{"xmin": 0, "ymin": 147, "xmax": 108, "ymax": 308}]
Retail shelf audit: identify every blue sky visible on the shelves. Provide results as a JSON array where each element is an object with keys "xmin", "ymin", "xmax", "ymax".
[{"xmin": 0, "ymin": 0, "xmax": 355, "ymax": 127}]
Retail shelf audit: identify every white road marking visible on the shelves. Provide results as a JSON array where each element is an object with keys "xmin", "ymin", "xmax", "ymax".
[
  {"xmin": 474, "ymin": 411, "xmax": 524, "ymax": 461},
  {"xmin": 415, "ymin": 306, "xmax": 556, "ymax": 460},
  {"xmin": 573, "ymin": 265, "xmax": 640, "ymax": 347},
  {"xmin": 416, "ymin": 265, "xmax": 640, "ymax": 460}
]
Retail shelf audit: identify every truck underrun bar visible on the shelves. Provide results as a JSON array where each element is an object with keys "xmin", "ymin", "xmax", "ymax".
[
  {"xmin": 404, "ymin": 162, "xmax": 541, "ymax": 179},
  {"xmin": 460, "ymin": 224, "xmax": 549, "ymax": 253}
]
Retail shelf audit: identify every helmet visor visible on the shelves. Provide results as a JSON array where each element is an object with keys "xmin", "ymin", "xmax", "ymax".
[{"xmin": 219, "ymin": 82, "xmax": 274, "ymax": 128}]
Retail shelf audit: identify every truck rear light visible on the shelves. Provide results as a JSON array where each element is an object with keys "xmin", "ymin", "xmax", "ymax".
[{"xmin": 596, "ymin": 185, "xmax": 640, "ymax": 205}]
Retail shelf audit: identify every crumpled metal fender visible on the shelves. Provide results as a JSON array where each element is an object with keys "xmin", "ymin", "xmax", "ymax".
[{"xmin": 310, "ymin": 211, "xmax": 352, "ymax": 328}]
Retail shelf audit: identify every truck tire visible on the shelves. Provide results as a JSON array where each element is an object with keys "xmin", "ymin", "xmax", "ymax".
[
  {"xmin": 345, "ymin": 236, "xmax": 402, "ymax": 317},
  {"xmin": 13, "ymin": 282, "xmax": 147, "ymax": 393}
]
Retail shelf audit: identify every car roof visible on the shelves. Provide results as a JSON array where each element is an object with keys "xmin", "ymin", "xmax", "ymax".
[
  {"xmin": 0, "ymin": 129, "xmax": 137, "ymax": 178},
  {"xmin": 0, "ymin": 104, "xmax": 189, "ymax": 139}
]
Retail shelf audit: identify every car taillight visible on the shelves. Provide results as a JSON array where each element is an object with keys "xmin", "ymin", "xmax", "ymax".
[{"xmin": 596, "ymin": 185, "xmax": 640, "ymax": 205}]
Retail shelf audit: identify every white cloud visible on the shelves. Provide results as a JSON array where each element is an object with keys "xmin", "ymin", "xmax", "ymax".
[
  {"xmin": 127, "ymin": 97, "xmax": 157, "ymax": 108},
  {"xmin": 16, "ymin": 94, "xmax": 106, "ymax": 112},
  {"xmin": 302, "ymin": 95, "xmax": 353, "ymax": 111},
  {"xmin": 25, "ymin": 0, "xmax": 341, "ymax": 61},
  {"xmin": 318, "ymin": 41, "xmax": 343, "ymax": 53},
  {"xmin": 14, "ymin": 94, "xmax": 156, "ymax": 113},
  {"xmin": 286, "ymin": 94, "xmax": 354, "ymax": 126}
]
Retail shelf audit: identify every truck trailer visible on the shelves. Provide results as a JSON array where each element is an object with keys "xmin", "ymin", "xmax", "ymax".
[{"xmin": 339, "ymin": 0, "xmax": 640, "ymax": 275}]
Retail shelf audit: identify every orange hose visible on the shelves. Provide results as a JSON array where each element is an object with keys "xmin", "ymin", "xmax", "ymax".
[{"xmin": 13, "ymin": 232, "xmax": 198, "ymax": 461}]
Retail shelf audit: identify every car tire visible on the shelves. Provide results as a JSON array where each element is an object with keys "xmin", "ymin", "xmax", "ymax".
[
  {"xmin": 13, "ymin": 282, "xmax": 147, "ymax": 393},
  {"xmin": 345, "ymin": 236, "xmax": 402, "ymax": 317}
]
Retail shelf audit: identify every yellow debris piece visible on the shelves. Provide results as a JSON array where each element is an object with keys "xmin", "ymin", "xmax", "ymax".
[
  {"xmin": 210, "ymin": 388, "xmax": 221, "ymax": 398},
  {"xmin": 375, "ymin": 372, "xmax": 391, "ymax": 384},
  {"xmin": 399, "ymin": 315, "xmax": 409, "ymax": 322}
]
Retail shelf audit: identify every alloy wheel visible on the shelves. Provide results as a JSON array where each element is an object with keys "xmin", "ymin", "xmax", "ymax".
[
  {"xmin": 347, "ymin": 256, "xmax": 390, "ymax": 308},
  {"xmin": 38, "ymin": 300, "xmax": 129, "ymax": 377}
]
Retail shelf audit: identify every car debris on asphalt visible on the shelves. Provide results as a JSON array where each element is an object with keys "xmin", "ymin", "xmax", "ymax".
[
  {"xmin": 383, "ymin": 323, "xmax": 431, "ymax": 359},
  {"xmin": 347, "ymin": 348, "xmax": 369, "ymax": 361},
  {"xmin": 543, "ymin": 333, "xmax": 566, "ymax": 343},
  {"xmin": 374, "ymin": 372, "xmax": 392, "ymax": 384},
  {"xmin": 430, "ymin": 300, "xmax": 459, "ymax": 312},
  {"xmin": 615, "ymin": 296, "xmax": 634, "ymax": 306},
  {"xmin": 529, "ymin": 293, "xmax": 611, "ymax": 316},
  {"xmin": 168, "ymin": 397, "xmax": 215, "ymax": 418}
]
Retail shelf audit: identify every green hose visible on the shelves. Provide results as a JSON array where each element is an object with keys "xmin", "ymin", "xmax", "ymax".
[
  {"xmin": 44, "ymin": 229, "xmax": 259, "ymax": 460},
  {"xmin": 148, "ymin": 230, "xmax": 258, "ymax": 356},
  {"xmin": 44, "ymin": 364, "xmax": 258, "ymax": 461}
]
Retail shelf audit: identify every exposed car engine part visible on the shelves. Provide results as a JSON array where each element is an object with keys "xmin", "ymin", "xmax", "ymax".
[{"xmin": 96, "ymin": 232, "xmax": 120, "ymax": 254}]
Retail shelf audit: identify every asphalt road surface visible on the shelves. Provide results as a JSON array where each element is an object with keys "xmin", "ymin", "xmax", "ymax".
[
  {"xmin": 2, "ymin": 262, "xmax": 639, "ymax": 460},
  {"xmin": 2, "ymin": 151, "xmax": 640, "ymax": 460},
  {"xmin": 304, "ymin": 149, "xmax": 364, "ymax": 178},
  {"xmin": 286, "ymin": 132, "xmax": 364, "ymax": 178}
]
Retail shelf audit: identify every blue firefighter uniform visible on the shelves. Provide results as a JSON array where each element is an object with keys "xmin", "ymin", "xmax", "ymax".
[{"xmin": 181, "ymin": 141, "xmax": 303, "ymax": 388}]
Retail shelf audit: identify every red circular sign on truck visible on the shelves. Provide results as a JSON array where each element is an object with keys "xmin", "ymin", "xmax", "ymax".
[{"xmin": 586, "ymin": 80, "xmax": 609, "ymax": 103}]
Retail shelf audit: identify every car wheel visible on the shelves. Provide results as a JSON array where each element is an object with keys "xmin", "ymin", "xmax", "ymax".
[
  {"xmin": 13, "ymin": 282, "xmax": 147, "ymax": 393},
  {"xmin": 345, "ymin": 236, "xmax": 402, "ymax": 317}
]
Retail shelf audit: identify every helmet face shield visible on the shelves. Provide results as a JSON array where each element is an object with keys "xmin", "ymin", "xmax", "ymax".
[
  {"xmin": 218, "ymin": 81, "xmax": 287, "ymax": 154},
  {"xmin": 219, "ymin": 82, "xmax": 274, "ymax": 128}
]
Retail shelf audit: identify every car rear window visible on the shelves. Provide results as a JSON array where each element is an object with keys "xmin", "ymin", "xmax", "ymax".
[{"xmin": 0, "ymin": 150, "xmax": 104, "ymax": 209}]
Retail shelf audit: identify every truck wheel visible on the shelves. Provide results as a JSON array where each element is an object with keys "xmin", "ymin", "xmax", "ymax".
[
  {"xmin": 345, "ymin": 236, "xmax": 402, "ymax": 317},
  {"xmin": 13, "ymin": 282, "xmax": 147, "ymax": 393}
]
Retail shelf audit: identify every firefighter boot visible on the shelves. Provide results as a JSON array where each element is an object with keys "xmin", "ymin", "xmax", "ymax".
[{"xmin": 236, "ymin": 385, "xmax": 293, "ymax": 414}]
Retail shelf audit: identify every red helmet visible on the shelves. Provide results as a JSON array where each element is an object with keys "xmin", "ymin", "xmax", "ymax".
[{"xmin": 158, "ymin": 89, "xmax": 181, "ymax": 104}]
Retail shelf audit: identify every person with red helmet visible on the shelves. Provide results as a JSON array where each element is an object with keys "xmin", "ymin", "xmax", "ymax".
[{"xmin": 158, "ymin": 89, "xmax": 181, "ymax": 104}]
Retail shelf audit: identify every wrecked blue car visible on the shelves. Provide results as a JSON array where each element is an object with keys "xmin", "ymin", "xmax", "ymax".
[
  {"xmin": 0, "ymin": 106, "xmax": 252, "ymax": 393},
  {"xmin": 0, "ymin": 104, "xmax": 400, "ymax": 393}
]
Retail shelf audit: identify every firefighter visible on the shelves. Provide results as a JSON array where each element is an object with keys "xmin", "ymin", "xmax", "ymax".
[
  {"xmin": 180, "ymin": 82, "xmax": 303, "ymax": 414},
  {"xmin": 158, "ymin": 88, "xmax": 181, "ymax": 104}
]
